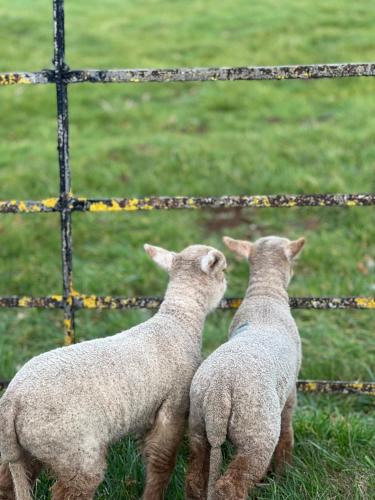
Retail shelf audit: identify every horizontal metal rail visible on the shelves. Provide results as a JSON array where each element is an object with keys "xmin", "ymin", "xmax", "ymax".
[
  {"xmin": 1, "ymin": 379, "xmax": 373, "ymax": 395},
  {"xmin": 1, "ymin": 63, "xmax": 375, "ymax": 86},
  {"xmin": 0, "ymin": 193, "xmax": 374, "ymax": 213},
  {"xmin": 296, "ymin": 381, "xmax": 375, "ymax": 395},
  {"xmin": 0, "ymin": 295, "xmax": 374, "ymax": 310}
]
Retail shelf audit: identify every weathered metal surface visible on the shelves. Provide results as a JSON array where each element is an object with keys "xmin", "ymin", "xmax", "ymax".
[
  {"xmin": 1, "ymin": 193, "xmax": 374, "ymax": 213},
  {"xmin": 289, "ymin": 297, "xmax": 375, "ymax": 309},
  {"xmin": 67, "ymin": 63, "xmax": 375, "ymax": 84},
  {"xmin": 74, "ymin": 295, "xmax": 375, "ymax": 310},
  {"xmin": 74, "ymin": 193, "xmax": 375, "ymax": 210},
  {"xmin": 0, "ymin": 199, "xmax": 59, "ymax": 213},
  {"xmin": 54, "ymin": 0, "xmax": 75, "ymax": 345},
  {"xmin": 0, "ymin": 296, "xmax": 63, "ymax": 308},
  {"xmin": 1, "ymin": 378, "xmax": 373, "ymax": 395},
  {"xmin": 297, "ymin": 380, "xmax": 375, "ymax": 395},
  {"xmin": 2, "ymin": 63, "xmax": 375, "ymax": 87},
  {"xmin": 0, "ymin": 71, "xmax": 52, "ymax": 86},
  {"xmin": 0, "ymin": 295, "xmax": 373, "ymax": 310}
]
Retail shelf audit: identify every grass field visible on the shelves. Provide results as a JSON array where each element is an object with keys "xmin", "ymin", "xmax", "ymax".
[{"xmin": 0, "ymin": 0, "xmax": 374, "ymax": 498}]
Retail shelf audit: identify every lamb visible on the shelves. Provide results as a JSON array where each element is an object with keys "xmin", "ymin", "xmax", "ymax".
[
  {"xmin": 0, "ymin": 243, "xmax": 227, "ymax": 500},
  {"xmin": 186, "ymin": 235, "xmax": 305, "ymax": 500}
]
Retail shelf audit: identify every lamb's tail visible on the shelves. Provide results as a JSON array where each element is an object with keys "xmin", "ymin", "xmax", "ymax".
[
  {"xmin": 207, "ymin": 445, "xmax": 222, "ymax": 500},
  {"xmin": 0, "ymin": 398, "xmax": 31, "ymax": 500},
  {"xmin": 205, "ymin": 389, "xmax": 232, "ymax": 500}
]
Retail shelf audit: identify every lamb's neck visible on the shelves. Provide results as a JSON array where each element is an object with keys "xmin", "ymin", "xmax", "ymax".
[
  {"xmin": 229, "ymin": 269, "xmax": 289, "ymax": 335},
  {"xmin": 246, "ymin": 268, "xmax": 289, "ymax": 305},
  {"xmin": 157, "ymin": 281, "xmax": 207, "ymax": 340}
]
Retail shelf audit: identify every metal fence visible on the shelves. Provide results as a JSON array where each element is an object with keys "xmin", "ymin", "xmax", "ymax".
[{"xmin": 0, "ymin": 0, "xmax": 374, "ymax": 396}]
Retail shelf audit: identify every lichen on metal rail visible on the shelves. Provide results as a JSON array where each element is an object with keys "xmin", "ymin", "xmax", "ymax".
[
  {"xmin": 0, "ymin": 193, "xmax": 374, "ymax": 213},
  {"xmin": 2, "ymin": 63, "xmax": 375, "ymax": 86},
  {"xmin": 0, "ymin": 295, "xmax": 374, "ymax": 310}
]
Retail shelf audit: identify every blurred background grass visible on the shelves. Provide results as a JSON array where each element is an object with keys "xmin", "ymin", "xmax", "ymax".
[{"xmin": 0, "ymin": 0, "xmax": 374, "ymax": 498}]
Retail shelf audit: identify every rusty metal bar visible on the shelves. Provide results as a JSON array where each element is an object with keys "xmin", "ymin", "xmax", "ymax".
[
  {"xmin": 297, "ymin": 380, "xmax": 375, "ymax": 395},
  {"xmin": 54, "ymin": 0, "xmax": 75, "ymax": 345},
  {"xmin": 0, "ymin": 71, "xmax": 53, "ymax": 86},
  {"xmin": 0, "ymin": 295, "xmax": 374, "ymax": 310},
  {"xmin": 0, "ymin": 296, "xmax": 64, "ymax": 308},
  {"xmin": 1, "ymin": 378, "xmax": 373, "ymax": 395},
  {"xmin": 0, "ymin": 193, "xmax": 374, "ymax": 213},
  {"xmin": 2, "ymin": 63, "xmax": 375, "ymax": 86},
  {"xmin": 67, "ymin": 63, "xmax": 375, "ymax": 83},
  {"xmin": 0, "ymin": 198, "xmax": 59, "ymax": 213}
]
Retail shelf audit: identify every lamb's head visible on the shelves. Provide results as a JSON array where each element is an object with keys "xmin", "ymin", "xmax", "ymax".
[
  {"xmin": 223, "ymin": 235, "xmax": 305, "ymax": 288},
  {"xmin": 144, "ymin": 243, "xmax": 227, "ymax": 311}
]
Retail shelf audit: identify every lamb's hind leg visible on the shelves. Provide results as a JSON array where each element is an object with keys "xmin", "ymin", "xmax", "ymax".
[
  {"xmin": 142, "ymin": 403, "xmax": 185, "ymax": 500},
  {"xmin": 214, "ymin": 436, "xmax": 278, "ymax": 500},
  {"xmin": 273, "ymin": 389, "xmax": 296, "ymax": 474},
  {"xmin": 185, "ymin": 403, "xmax": 210, "ymax": 500},
  {"xmin": 185, "ymin": 433, "xmax": 210, "ymax": 499},
  {"xmin": 51, "ymin": 472, "xmax": 103, "ymax": 500},
  {"xmin": 51, "ymin": 448, "xmax": 106, "ymax": 500},
  {"xmin": 0, "ymin": 464, "xmax": 14, "ymax": 500}
]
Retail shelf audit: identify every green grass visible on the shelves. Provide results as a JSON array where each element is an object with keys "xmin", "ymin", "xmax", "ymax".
[{"xmin": 0, "ymin": 0, "xmax": 374, "ymax": 498}]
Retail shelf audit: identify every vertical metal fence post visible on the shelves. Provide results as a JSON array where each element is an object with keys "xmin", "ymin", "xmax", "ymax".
[{"xmin": 53, "ymin": 0, "xmax": 75, "ymax": 344}]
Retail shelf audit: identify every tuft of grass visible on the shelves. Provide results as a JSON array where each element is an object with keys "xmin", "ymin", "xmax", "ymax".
[{"xmin": 0, "ymin": 0, "xmax": 374, "ymax": 498}]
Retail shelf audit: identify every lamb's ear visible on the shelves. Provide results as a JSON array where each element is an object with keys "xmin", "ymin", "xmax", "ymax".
[
  {"xmin": 223, "ymin": 236, "xmax": 253, "ymax": 260},
  {"xmin": 285, "ymin": 237, "xmax": 305, "ymax": 260},
  {"xmin": 144, "ymin": 244, "xmax": 176, "ymax": 272},
  {"xmin": 201, "ymin": 250, "xmax": 227, "ymax": 275}
]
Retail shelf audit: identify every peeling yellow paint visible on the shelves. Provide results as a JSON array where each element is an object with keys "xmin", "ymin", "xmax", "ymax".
[
  {"xmin": 124, "ymin": 199, "xmax": 139, "ymax": 211},
  {"xmin": 51, "ymin": 295, "xmax": 63, "ymax": 302},
  {"xmin": 229, "ymin": 298, "xmax": 242, "ymax": 309},
  {"xmin": 64, "ymin": 318, "xmax": 71, "ymax": 329},
  {"xmin": 187, "ymin": 198, "xmax": 197, "ymax": 208},
  {"xmin": 18, "ymin": 297, "xmax": 30, "ymax": 307},
  {"xmin": 130, "ymin": 77, "xmax": 140, "ymax": 83},
  {"xmin": 81, "ymin": 295, "xmax": 98, "ymax": 309},
  {"xmin": 0, "ymin": 74, "xmax": 32, "ymax": 85},
  {"xmin": 43, "ymin": 198, "xmax": 59, "ymax": 209},
  {"xmin": 262, "ymin": 196, "xmax": 271, "ymax": 207},
  {"xmin": 287, "ymin": 200, "xmax": 297, "ymax": 207},
  {"xmin": 87, "ymin": 198, "xmax": 154, "ymax": 212},
  {"xmin": 355, "ymin": 297, "xmax": 375, "ymax": 309},
  {"xmin": 29, "ymin": 204, "xmax": 42, "ymax": 212},
  {"xmin": 303, "ymin": 382, "xmax": 318, "ymax": 392},
  {"xmin": 252, "ymin": 196, "xmax": 271, "ymax": 207},
  {"xmin": 89, "ymin": 201, "xmax": 111, "ymax": 212},
  {"xmin": 346, "ymin": 200, "xmax": 357, "ymax": 207},
  {"xmin": 64, "ymin": 333, "xmax": 74, "ymax": 346},
  {"xmin": 18, "ymin": 201, "xmax": 27, "ymax": 212}
]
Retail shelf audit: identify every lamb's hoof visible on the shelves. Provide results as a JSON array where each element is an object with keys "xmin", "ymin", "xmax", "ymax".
[
  {"xmin": 0, "ymin": 491, "xmax": 15, "ymax": 500},
  {"xmin": 185, "ymin": 487, "xmax": 207, "ymax": 500},
  {"xmin": 185, "ymin": 484, "xmax": 206, "ymax": 500}
]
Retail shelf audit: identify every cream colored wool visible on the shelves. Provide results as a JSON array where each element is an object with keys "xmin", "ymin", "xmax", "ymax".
[
  {"xmin": 187, "ymin": 235, "xmax": 304, "ymax": 500},
  {"xmin": 0, "ymin": 244, "xmax": 227, "ymax": 500}
]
